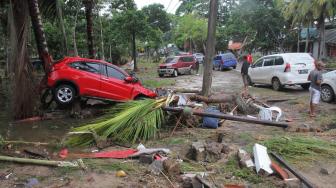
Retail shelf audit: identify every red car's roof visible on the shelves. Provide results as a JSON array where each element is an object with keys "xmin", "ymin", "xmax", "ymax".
[{"xmin": 54, "ymin": 56, "xmax": 128, "ymax": 75}]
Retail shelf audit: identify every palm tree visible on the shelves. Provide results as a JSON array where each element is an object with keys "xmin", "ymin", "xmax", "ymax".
[
  {"xmin": 83, "ymin": 0, "xmax": 95, "ymax": 58},
  {"xmin": 281, "ymin": 0, "xmax": 336, "ymax": 58}
]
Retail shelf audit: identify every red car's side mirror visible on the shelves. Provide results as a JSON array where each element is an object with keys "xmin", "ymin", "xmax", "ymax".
[{"xmin": 124, "ymin": 76, "xmax": 133, "ymax": 82}]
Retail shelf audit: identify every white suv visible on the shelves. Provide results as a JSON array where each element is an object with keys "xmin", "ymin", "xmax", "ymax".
[
  {"xmin": 321, "ymin": 70, "xmax": 336, "ymax": 102},
  {"xmin": 248, "ymin": 53, "xmax": 315, "ymax": 91}
]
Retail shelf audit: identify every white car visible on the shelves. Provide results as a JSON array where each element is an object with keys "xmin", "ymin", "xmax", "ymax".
[
  {"xmin": 248, "ymin": 53, "xmax": 315, "ymax": 91},
  {"xmin": 193, "ymin": 53, "xmax": 205, "ymax": 64},
  {"xmin": 321, "ymin": 70, "xmax": 336, "ymax": 102}
]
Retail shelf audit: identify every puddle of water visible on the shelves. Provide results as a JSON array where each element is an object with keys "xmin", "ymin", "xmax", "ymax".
[{"xmin": 0, "ymin": 80, "xmax": 85, "ymax": 143}]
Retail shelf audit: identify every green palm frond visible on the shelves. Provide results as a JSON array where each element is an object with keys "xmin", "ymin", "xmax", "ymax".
[{"xmin": 66, "ymin": 98, "xmax": 166, "ymax": 147}]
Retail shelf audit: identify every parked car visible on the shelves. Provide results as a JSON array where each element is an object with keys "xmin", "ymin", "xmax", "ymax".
[
  {"xmin": 47, "ymin": 57, "xmax": 157, "ymax": 106},
  {"xmin": 248, "ymin": 53, "xmax": 315, "ymax": 91},
  {"xmin": 193, "ymin": 53, "xmax": 205, "ymax": 64},
  {"xmin": 212, "ymin": 52, "xmax": 237, "ymax": 71},
  {"xmin": 321, "ymin": 70, "xmax": 336, "ymax": 102},
  {"xmin": 158, "ymin": 55, "xmax": 197, "ymax": 77}
]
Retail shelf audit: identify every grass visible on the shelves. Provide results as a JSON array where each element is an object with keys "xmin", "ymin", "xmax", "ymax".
[
  {"xmin": 136, "ymin": 58, "xmax": 176, "ymax": 88},
  {"xmin": 84, "ymin": 159, "xmax": 143, "ymax": 173},
  {"xmin": 262, "ymin": 136, "xmax": 336, "ymax": 164},
  {"xmin": 222, "ymin": 157, "xmax": 264, "ymax": 184}
]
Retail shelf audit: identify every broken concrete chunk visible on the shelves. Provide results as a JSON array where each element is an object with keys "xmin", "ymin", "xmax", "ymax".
[
  {"xmin": 163, "ymin": 159, "xmax": 181, "ymax": 177},
  {"xmin": 237, "ymin": 149, "xmax": 254, "ymax": 168},
  {"xmin": 320, "ymin": 166, "xmax": 336, "ymax": 175},
  {"xmin": 148, "ymin": 160, "xmax": 163, "ymax": 175},
  {"xmin": 253, "ymin": 143, "xmax": 273, "ymax": 175},
  {"xmin": 205, "ymin": 142, "xmax": 223, "ymax": 163},
  {"xmin": 188, "ymin": 141, "xmax": 206, "ymax": 161}
]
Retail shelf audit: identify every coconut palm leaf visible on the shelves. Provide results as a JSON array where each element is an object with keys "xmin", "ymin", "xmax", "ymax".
[{"xmin": 66, "ymin": 98, "xmax": 166, "ymax": 147}]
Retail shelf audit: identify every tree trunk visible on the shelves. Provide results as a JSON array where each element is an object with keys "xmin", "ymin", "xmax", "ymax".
[
  {"xmin": 132, "ymin": 30, "xmax": 137, "ymax": 71},
  {"xmin": 201, "ymin": 0, "xmax": 218, "ymax": 96},
  {"xmin": 319, "ymin": 18, "xmax": 326, "ymax": 58},
  {"xmin": 99, "ymin": 14, "xmax": 105, "ymax": 60},
  {"xmin": 305, "ymin": 25, "xmax": 309, "ymax": 53},
  {"xmin": 10, "ymin": 0, "xmax": 37, "ymax": 119},
  {"xmin": 28, "ymin": 0, "xmax": 52, "ymax": 75},
  {"xmin": 109, "ymin": 44, "xmax": 112, "ymax": 62},
  {"xmin": 56, "ymin": 0, "xmax": 68, "ymax": 56},
  {"xmin": 83, "ymin": 0, "xmax": 94, "ymax": 58},
  {"xmin": 73, "ymin": 8, "xmax": 79, "ymax": 56}
]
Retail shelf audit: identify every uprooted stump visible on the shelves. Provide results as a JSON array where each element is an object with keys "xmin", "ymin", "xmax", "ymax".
[{"xmin": 188, "ymin": 94, "xmax": 259, "ymax": 115}]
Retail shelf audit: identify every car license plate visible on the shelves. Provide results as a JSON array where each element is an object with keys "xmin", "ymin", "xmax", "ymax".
[{"xmin": 298, "ymin": 69, "xmax": 308, "ymax": 74}]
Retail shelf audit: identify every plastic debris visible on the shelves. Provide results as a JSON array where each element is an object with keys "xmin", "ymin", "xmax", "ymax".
[{"xmin": 253, "ymin": 143, "xmax": 273, "ymax": 175}]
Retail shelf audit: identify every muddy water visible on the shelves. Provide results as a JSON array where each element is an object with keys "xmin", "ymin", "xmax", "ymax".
[{"xmin": 0, "ymin": 79, "xmax": 84, "ymax": 143}]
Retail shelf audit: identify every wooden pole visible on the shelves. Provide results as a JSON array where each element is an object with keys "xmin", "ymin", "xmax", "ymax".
[
  {"xmin": 162, "ymin": 107, "xmax": 288, "ymax": 128},
  {"xmin": 201, "ymin": 0, "xmax": 218, "ymax": 96}
]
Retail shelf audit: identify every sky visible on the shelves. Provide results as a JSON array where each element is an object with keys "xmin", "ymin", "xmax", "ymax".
[{"xmin": 134, "ymin": 0, "xmax": 181, "ymax": 14}]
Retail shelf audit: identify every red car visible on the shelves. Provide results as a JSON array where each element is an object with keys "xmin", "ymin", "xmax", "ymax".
[
  {"xmin": 158, "ymin": 55, "xmax": 197, "ymax": 77},
  {"xmin": 47, "ymin": 57, "xmax": 157, "ymax": 105}
]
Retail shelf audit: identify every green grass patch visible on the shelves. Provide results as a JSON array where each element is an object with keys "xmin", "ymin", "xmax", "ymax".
[
  {"xmin": 223, "ymin": 157, "xmax": 263, "ymax": 184},
  {"xmin": 180, "ymin": 161, "xmax": 205, "ymax": 172},
  {"xmin": 84, "ymin": 159, "xmax": 142, "ymax": 172},
  {"xmin": 142, "ymin": 79, "xmax": 176, "ymax": 88},
  {"xmin": 262, "ymin": 136, "xmax": 336, "ymax": 164}
]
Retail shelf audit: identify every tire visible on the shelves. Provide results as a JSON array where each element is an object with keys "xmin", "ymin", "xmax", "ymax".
[
  {"xmin": 272, "ymin": 78, "xmax": 282, "ymax": 91},
  {"xmin": 321, "ymin": 85, "xmax": 335, "ymax": 103},
  {"xmin": 172, "ymin": 69, "xmax": 178, "ymax": 77},
  {"xmin": 159, "ymin": 74, "xmax": 164, "ymax": 77},
  {"xmin": 54, "ymin": 84, "xmax": 76, "ymax": 106},
  {"xmin": 301, "ymin": 84, "xmax": 310, "ymax": 90},
  {"xmin": 233, "ymin": 66, "xmax": 236, "ymax": 69}
]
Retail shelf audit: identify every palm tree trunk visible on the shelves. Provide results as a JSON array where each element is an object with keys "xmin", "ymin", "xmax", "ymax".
[
  {"xmin": 10, "ymin": 0, "xmax": 37, "ymax": 119},
  {"xmin": 132, "ymin": 30, "xmax": 137, "ymax": 71},
  {"xmin": 99, "ymin": 14, "xmax": 105, "ymax": 60},
  {"xmin": 73, "ymin": 8, "xmax": 79, "ymax": 56},
  {"xmin": 56, "ymin": 0, "xmax": 68, "ymax": 56},
  {"xmin": 27, "ymin": 0, "xmax": 52, "ymax": 75},
  {"xmin": 83, "ymin": 0, "xmax": 94, "ymax": 59},
  {"xmin": 305, "ymin": 24, "xmax": 309, "ymax": 53},
  {"xmin": 319, "ymin": 19, "xmax": 326, "ymax": 58},
  {"xmin": 202, "ymin": 0, "xmax": 218, "ymax": 96}
]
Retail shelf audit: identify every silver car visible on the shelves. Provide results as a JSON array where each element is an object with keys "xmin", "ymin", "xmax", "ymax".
[
  {"xmin": 321, "ymin": 70, "xmax": 336, "ymax": 102},
  {"xmin": 193, "ymin": 53, "xmax": 205, "ymax": 64}
]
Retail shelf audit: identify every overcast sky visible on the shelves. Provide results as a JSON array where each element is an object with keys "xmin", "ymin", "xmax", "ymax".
[{"xmin": 134, "ymin": 0, "xmax": 181, "ymax": 13}]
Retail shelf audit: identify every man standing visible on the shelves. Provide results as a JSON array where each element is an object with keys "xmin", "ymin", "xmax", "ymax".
[
  {"xmin": 241, "ymin": 55, "xmax": 250, "ymax": 96},
  {"xmin": 308, "ymin": 61, "xmax": 325, "ymax": 117}
]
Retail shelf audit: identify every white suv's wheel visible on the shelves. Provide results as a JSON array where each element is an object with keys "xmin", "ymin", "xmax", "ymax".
[
  {"xmin": 54, "ymin": 84, "xmax": 76, "ymax": 105},
  {"xmin": 272, "ymin": 78, "xmax": 282, "ymax": 91},
  {"xmin": 321, "ymin": 85, "xmax": 335, "ymax": 102}
]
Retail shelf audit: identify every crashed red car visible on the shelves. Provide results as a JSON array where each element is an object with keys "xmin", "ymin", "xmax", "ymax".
[{"xmin": 47, "ymin": 57, "xmax": 156, "ymax": 105}]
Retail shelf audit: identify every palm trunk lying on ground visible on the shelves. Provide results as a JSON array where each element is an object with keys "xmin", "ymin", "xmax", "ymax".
[{"xmin": 0, "ymin": 155, "xmax": 83, "ymax": 168}]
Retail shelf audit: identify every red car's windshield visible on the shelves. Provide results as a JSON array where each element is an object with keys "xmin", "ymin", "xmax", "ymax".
[{"xmin": 165, "ymin": 57, "xmax": 179, "ymax": 64}]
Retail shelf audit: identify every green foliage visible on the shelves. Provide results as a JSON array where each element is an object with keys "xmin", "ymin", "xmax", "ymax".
[
  {"xmin": 262, "ymin": 136, "xmax": 336, "ymax": 163},
  {"xmin": 66, "ymin": 98, "xmax": 166, "ymax": 146},
  {"xmin": 173, "ymin": 14, "xmax": 207, "ymax": 51},
  {"xmin": 142, "ymin": 3, "xmax": 171, "ymax": 33}
]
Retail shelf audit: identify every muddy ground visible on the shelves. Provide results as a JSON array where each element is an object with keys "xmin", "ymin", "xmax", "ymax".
[{"xmin": 0, "ymin": 63, "xmax": 336, "ymax": 188}]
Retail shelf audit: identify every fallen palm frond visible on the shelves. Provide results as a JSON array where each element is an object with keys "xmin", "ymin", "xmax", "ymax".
[
  {"xmin": 262, "ymin": 136, "xmax": 336, "ymax": 163},
  {"xmin": 66, "ymin": 98, "xmax": 167, "ymax": 146}
]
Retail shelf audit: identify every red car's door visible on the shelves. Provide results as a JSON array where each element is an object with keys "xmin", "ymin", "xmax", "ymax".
[
  {"xmin": 100, "ymin": 65, "xmax": 134, "ymax": 101},
  {"xmin": 69, "ymin": 61, "xmax": 102, "ymax": 97}
]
